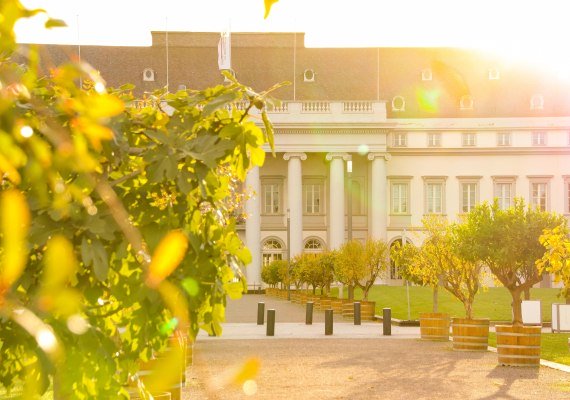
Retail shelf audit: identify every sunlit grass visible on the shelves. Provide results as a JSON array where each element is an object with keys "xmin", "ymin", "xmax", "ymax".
[{"xmin": 325, "ymin": 286, "xmax": 563, "ymax": 321}]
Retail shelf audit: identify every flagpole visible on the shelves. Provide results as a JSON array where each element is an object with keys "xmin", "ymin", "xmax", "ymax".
[
  {"xmin": 165, "ymin": 17, "xmax": 169, "ymax": 92},
  {"xmin": 403, "ymin": 228, "xmax": 411, "ymax": 321},
  {"xmin": 77, "ymin": 14, "xmax": 82, "ymax": 88}
]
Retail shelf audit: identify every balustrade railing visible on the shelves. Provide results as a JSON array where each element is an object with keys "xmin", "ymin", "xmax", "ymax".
[{"xmin": 343, "ymin": 101, "xmax": 373, "ymax": 113}]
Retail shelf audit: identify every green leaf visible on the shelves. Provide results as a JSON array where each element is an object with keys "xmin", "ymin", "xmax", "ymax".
[
  {"xmin": 202, "ymin": 91, "xmax": 238, "ymax": 116},
  {"xmin": 262, "ymin": 110, "xmax": 275, "ymax": 152},
  {"xmin": 186, "ymin": 135, "xmax": 235, "ymax": 168},
  {"xmin": 81, "ymin": 238, "xmax": 109, "ymax": 281}
]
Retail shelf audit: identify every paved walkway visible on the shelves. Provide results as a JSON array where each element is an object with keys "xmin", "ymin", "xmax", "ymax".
[{"xmin": 184, "ymin": 294, "xmax": 570, "ymax": 400}]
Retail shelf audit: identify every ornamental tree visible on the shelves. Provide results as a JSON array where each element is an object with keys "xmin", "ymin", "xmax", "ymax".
[
  {"xmin": 0, "ymin": 1, "xmax": 279, "ymax": 397},
  {"xmin": 537, "ymin": 225, "xmax": 570, "ymax": 302},
  {"xmin": 456, "ymin": 199, "xmax": 566, "ymax": 325},
  {"xmin": 357, "ymin": 239, "xmax": 390, "ymax": 301},
  {"xmin": 335, "ymin": 240, "xmax": 365, "ymax": 300},
  {"xmin": 261, "ymin": 260, "xmax": 281, "ymax": 288}
]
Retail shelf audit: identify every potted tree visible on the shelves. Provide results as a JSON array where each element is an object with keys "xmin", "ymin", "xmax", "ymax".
[
  {"xmin": 356, "ymin": 239, "xmax": 390, "ymax": 320},
  {"xmin": 422, "ymin": 217, "xmax": 488, "ymax": 350},
  {"xmin": 538, "ymin": 225, "xmax": 570, "ymax": 303},
  {"xmin": 391, "ymin": 217, "xmax": 450, "ymax": 341},
  {"xmin": 457, "ymin": 199, "xmax": 566, "ymax": 365}
]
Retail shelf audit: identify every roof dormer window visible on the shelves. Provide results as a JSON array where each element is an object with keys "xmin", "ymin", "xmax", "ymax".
[
  {"xmin": 142, "ymin": 68, "xmax": 155, "ymax": 82},
  {"xmin": 488, "ymin": 68, "xmax": 500, "ymax": 80},
  {"xmin": 421, "ymin": 68, "xmax": 433, "ymax": 81},
  {"xmin": 459, "ymin": 95, "xmax": 474, "ymax": 110},
  {"xmin": 530, "ymin": 94, "xmax": 544, "ymax": 110},
  {"xmin": 392, "ymin": 96, "xmax": 406, "ymax": 112}
]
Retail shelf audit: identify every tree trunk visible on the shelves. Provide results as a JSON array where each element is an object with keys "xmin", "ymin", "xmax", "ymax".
[
  {"xmin": 348, "ymin": 285, "xmax": 354, "ymax": 300},
  {"xmin": 312, "ymin": 286, "xmax": 316, "ymax": 295},
  {"xmin": 432, "ymin": 285, "xmax": 439, "ymax": 313},
  {"xmin": 464, "ymin": 301, "xmax": 473, "ymax": 320},
  {"xmin": 566, "ymin": 295, "xmax": 570, "ymax": 305},
  {"xmin": 362, "ymin": 285, "xmax": 370, "ymax": 301},
  {"xmin": 511, "ymin": 289, "xmax": 523, "ymax": 326},
  {"xmin": 523, "ymin": 287, "xmax": 530, "ymax": 300}
]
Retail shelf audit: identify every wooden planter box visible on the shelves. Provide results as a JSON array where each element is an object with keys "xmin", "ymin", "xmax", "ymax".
[
  {"xmin": 420, "ymin": 313, "xmax": 450, "ymax": 341},
  {"xmin": 342, "ymin": 301, "xmax": 376, "ymax": 321},
  {"xmin": 318, "ymin": 297, "xmax": 333, "ymax": 311},
  {"xmin": 496, "ymin": 325, "xmax": 541, "ymax": 367},
  {"xmin": 331, "ymin": 298, "xmax": 348, "ymax": 313},
  {"xmin": 451, "ymin": 318, "xmax": 489, "ymax": 351},
  {"xmin": 298, "ymin": 292, "xmax": 309, "ymax": 304}
]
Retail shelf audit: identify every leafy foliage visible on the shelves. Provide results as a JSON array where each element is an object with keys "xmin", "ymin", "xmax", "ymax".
[
  {"xmin": 456, "ymin": 199, "xmax": 566, "ymax": 324},
  {"xmin": 0, "ymin": 1, "xmax": 280, "ymax": 397},
  {"xmin": 336, "ymin": 239, "xmax": 389, "ymax": 300},
  {"xmin": 538, "ymin": 225, "xmax": 570, "ymax": 299}
]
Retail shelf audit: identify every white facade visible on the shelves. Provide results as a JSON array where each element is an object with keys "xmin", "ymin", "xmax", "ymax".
[{"xmin": 241, "ymin": 101, "xmax": 570, "ymax": 288}]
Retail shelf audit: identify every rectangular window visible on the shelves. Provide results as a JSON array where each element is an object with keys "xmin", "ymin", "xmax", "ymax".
[
  {"xmin": 531, "ymin": 182, "xmax": 548, "ymax": 211},
  {"xmin": 427, "ymin": 132, "xmax": 441, "ymax": 147},
  {"xmin": 303, "ymin": 183, "xmax": 321, "ymax": 214},
  {"xmin": 532, "ymin": 131, "xmax": 546, "ymax": 146},
  {"xmin": 494, "ymin": 182, "xmax": 513, "ymax": 210},
  {"xmin": 497, "ymin": 132, "xmax": 511, "ymax": 146},
  {"xmin": 391, "ymin": 183, "xmax": 409, "ymax": 214},
  {"xmin": 462, "ymin": 132, "xmax": 476, "ymax": 146},
  {"xmin": 426, "ymin": 183, "xmax": 443, "ymax": 214},
  {"xmin": 263, "ymin": 183, "xmax": 280, "ymax": 214},
  {"xmin": 393, "ymin": 132, "xmax": 407, "ymax": 147},
  {"xmin": 461, "ymin": 182, "xmax": 477, "ymax": 213}
]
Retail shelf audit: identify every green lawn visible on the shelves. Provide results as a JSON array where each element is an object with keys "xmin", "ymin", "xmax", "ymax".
[
  {"xmin": 0, "ymin": 384, "xmax": 53, "ymax": 400},
  {"xmin": 489, "ymin": 332, "xmax": 570, "ymax": 366},
  {"xmin": 327, "ymin": 285, "xmax": 564, "ymax": 322}
]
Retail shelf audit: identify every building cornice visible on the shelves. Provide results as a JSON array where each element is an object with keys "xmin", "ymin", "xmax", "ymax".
[
  {"xmin": 275, "ymin": 128, "xmax": 392, "ymax": 135},
  {"xmin": 387, "ymin": 147, "xmax": 570, "ymax": 156}
]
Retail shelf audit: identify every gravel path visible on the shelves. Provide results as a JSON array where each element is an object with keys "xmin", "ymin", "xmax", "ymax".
[{"xmin": 181, "ymin": 295, "xmax": 570, "ymax": 400}]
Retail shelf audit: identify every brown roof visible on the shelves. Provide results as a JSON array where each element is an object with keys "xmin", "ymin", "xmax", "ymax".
[{"xmin": 31, "ymin": 32, "xmax": 570, "ymax": 118}]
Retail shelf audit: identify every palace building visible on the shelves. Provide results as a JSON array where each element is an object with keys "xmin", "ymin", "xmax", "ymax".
[{"xmin": 38, "ymin": 32, "xmax": 570, "ymax": 288}]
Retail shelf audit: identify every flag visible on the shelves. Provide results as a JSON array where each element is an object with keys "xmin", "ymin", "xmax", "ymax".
[{"xmin": 218, "ymin": 31, "xmax": 231, "ymax": 70}]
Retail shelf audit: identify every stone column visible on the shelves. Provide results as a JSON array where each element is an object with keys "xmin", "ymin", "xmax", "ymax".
[
  {"xmin": 245, "ymin": 166, "xmax": 261, "ymax": 288},
  {"xmin": 283, "ymin": 153, "xmax": 307, "ymax": 258},
  {"xmin": 368, "ymin": 153, "xmax": 391, "ymax": 240},
  {"xmin": 326, "ymin": 153, "xmax": 351, "ymax": 250}
]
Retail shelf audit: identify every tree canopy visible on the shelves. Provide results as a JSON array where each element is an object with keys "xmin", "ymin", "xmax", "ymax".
[{"xmin": 0, "ymin": 1, "xmax": 280, "ymax": 397}]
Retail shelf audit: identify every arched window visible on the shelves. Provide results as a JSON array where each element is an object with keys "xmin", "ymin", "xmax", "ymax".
[
  {"xmin": 142, "ymin": 68, "xmax": 155, "ymax": 82},
  {"xmin": 389, "ymin": 238, "xmax": 413, "ymax": 280},
  {"xmin": 304, "ymin": 238, "xmax": 325, "ymax": 253},
  {"xmin": 262, "ymin": 238, "xmax": 285, "ymax": 266}
]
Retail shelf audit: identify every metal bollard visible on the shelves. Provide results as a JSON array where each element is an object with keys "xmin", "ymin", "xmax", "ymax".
[
  {"xmin": 257, "ymin": 302, "xmax": 265, "ymax": 325},
  {"xmin": 266, "ymin": 309, "xmax": 275, "ymax": 336},
  {"xmin": 306, "ymin": 301, "xmax": 314, "ymax": 325},
  {"xmin": 325, "ymin": 309, "xmax": 333, "ymax": 335},
  {"xmin": 383, "ymin": 308, "xmax": 391, "ymax": 336},
  {"xmin": 354, "ymin": 301, "xmax": 361, "ymax": 325}
]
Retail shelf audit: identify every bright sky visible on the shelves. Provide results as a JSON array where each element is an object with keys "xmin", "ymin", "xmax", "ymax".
[{"xmin": 14, "ymin": 0, "xmax": 570, "ymax": 80}]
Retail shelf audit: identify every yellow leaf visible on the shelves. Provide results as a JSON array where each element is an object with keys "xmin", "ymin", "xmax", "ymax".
[
  {"xmin": 0, "ymin": 189, "xmax": 30, "ymax": 287},
  {"xmin": 264, "ymin": 0, "xmax": 279, "ymax": 18},
  {"xmin": 71, "ymin": 117, "xmax": 114, "ymax": 150},
  {"xmin": 140, "ymin": 344, "xmax": 185, "ymax": 395},
  {"xmin": 0, "ymin": 153, "xmax": 22, "ymax": 185},
  {"xmin": 44, "ymin": 236, "xmax": 77, "ymax": 288},
  {"xmin": 85, "ymin": 93, "xmax": 125, "ymax": 119},
  {"xmin": 147, "ymin": 231, "xmax": 188, "ymax": 287}
]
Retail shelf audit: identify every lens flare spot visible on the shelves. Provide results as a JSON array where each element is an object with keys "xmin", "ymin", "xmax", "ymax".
[
  {"xmin": 357, "ymin": 144, "xmax": 369, "ymax": 155},
  {"xmin": 94, "ymin": 82, "xmax": 106, "ymax": 93},
  {"xmin": 67, "ymin": 314, "xmax": 89, "ymax": 335},
  {"xmin": 416, "ymin": 88, "xmax": 440, "ymax": 113},
  {"xmin": 20, "ymin": 125, "xmax": 34, "ymax": 138},
  {"xmin": 243, "ymin": 380, "xmax": 258, "ymax": 396},
  {"xmin": 36, "ymin": 328, "xmax": 57, "ymax": 352}
]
